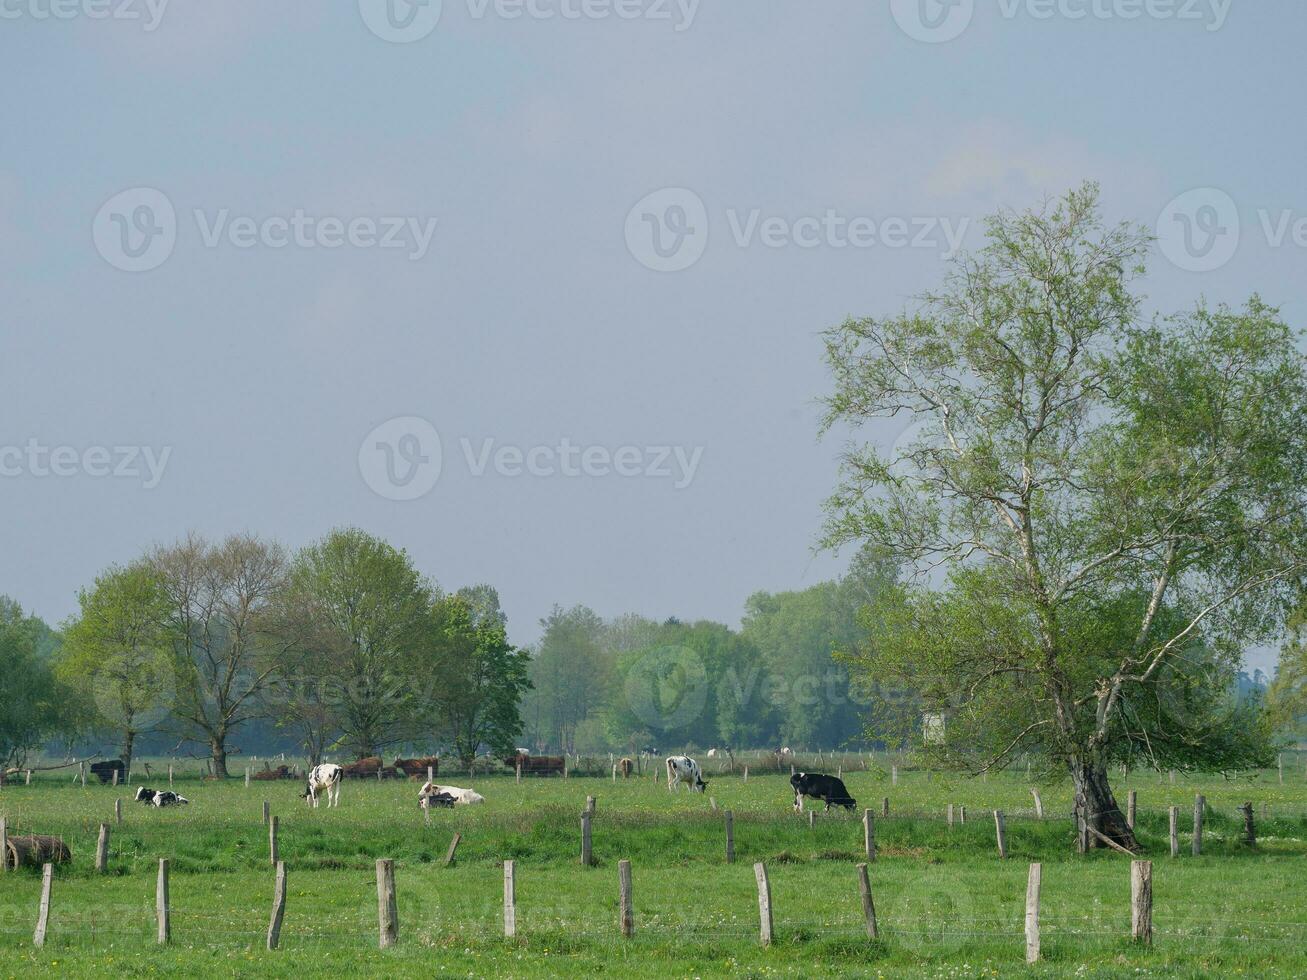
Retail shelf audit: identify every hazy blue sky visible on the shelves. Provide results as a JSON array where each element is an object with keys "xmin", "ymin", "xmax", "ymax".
[{"xmin": 2, "ymin": 1, "xmax": 1302, "ymax": 669}]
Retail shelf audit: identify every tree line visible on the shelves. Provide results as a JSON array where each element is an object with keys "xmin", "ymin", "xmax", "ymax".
[{"xmin": 4, "ymin": 528, "xmax": 529, "ymax": 776}]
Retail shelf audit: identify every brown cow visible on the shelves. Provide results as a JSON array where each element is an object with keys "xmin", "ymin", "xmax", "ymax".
[
  {"xmin": 393, "ymin": 756, "xmax": 440, "ymax": 779},
  {"xmin": 504, "ymin": 753, "xmax": 566, "ymax": 776},
  {"xmin": 619, "ymin": 758, "xmax": 634, "ymax": 778}
]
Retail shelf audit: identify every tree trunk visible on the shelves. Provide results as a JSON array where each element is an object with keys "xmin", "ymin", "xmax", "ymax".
[
  {"xmin": 1072, "ymin": 758, "xmax": 1138, "ymax": 852},
  {"xmin": 211, "ymin": 737, "xmax": 229, "ymax": 779},
  {"xmin": 122, "ymin": 730, "xmax": 136, "ymax": 776}
]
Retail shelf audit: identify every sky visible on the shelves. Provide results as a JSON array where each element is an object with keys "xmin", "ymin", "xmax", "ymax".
[{"xmin": 1, "ymin": 1, "xmax": 1302, "ymax": 671}]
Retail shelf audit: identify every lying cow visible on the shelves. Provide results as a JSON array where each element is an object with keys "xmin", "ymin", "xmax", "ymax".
[
  {"xmin": 303, "ymin": 763, "xmax": 343, "ymax": 808},
  {"xmin": 665, "ymin": 755, "xmax": 707, "ymax": 793},
  {"xmin": 790, "ymin": 771, "xmax": 857, "ymax": 813},
  {"xmin": 419, "ymin": 781, "xmax": 484, "ymax": 806},
  {"xmin": 135, "ymin": 787, "xmax": 189, "ymax": 808}
]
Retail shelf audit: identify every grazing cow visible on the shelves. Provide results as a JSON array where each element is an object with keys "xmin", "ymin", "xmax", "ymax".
[
  {"xmin": 90, "ymin": 759, "xmax": 126, "ymax": 784},
  {"xmin": 151, "ymin": 790, "xmax": 189, "ymax": 808},
  {"xmin": 790, "ymin": 771, "xmax": 857, "ymax": 813},
  {"xmin": 419, "ymin": 781, "xmax": 484, "ymax": 806},
  {"xmin": 504, "ymin": 754, "xmax": 566, "ymax": 776},
  {"xmin": 706, "ymin": 748, "xmax": 717, "ymax": 758},
  {"xmin": 303, "ymin": 763, "xmax": 343, "ymax": 808},
  {"xmin": 392, "ymin": 756, "xmax": 440, "ymax": 779},
  {"xmin": 619, "ymin": 758, "xmax": 634, "ymax": 778},
  {"xmin": 665, "ymin": 756, "xmax": 707, "ymax": 793}
]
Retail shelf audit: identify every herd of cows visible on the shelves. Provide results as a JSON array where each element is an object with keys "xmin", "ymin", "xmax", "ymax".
[{"xmin": 129, "ymin": 755, "xmax": 861, "ymax": 817}]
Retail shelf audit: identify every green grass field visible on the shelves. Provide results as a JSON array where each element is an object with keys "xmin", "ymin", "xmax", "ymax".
[{"xmin": 1, "ymin": 757, "xmax": 1305, "ymax": 977}]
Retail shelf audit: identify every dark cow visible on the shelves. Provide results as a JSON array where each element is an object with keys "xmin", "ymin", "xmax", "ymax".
[
  {"xmin": 135, "ymin": 786, "xmax": 158, "ymax": 804},
  {"xmin": 790, "ymin": 771, "xmax": 856, "ymax": 813},
  {"xmin": 90, "ymin": 759, "xmax": 126, "ymax": 784},
  {"xmin": 618, "ymin": 758, "xmax": 634, "ymax": 778}
]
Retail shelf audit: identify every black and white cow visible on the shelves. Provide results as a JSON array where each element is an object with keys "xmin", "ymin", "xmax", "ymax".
[
  {"xmin": 134, "ymin": 786, "xmax": 189, "ymax": 807},
  {"xmin": 790, "ymin": 771, "xmax": 857, "ymax": 812},
  {"xmin": 303, "ymin": 763, "xmax": 343, "ymax": 808},
  {"xmin": 419, "ymin": 781, "xmax": 484, "ymax": 806},
  {"xmin": 665, "ymin": 756, "xmax": 707, "ymax": 793}
]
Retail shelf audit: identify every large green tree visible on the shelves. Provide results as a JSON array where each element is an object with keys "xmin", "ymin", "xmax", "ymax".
[
  {"xmin": 524, "ymin": 605, "xmax": 612, "ymax": 753},
  {"xmin": 58, "ymin": 565, "xmax": 173, "ymax": 774},
  {"xmin": 282, "ymin": 528, "xmax": 432, "ymax": 758},
  {"xmin": 822, "ymin": 184, "xmax": 1307, "ymax": 850},
  {"xmin": 1, "ymin": 597, "xmax": 65, "ymax": 772},
  {"xmin": 422, "ymin": 592, "xmax": 531, "ymax": 770}
]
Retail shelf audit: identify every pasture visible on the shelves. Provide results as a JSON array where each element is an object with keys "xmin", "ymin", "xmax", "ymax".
[{"xmin": 1, "ymin": 757, "xmax": 1306, "ymax": 977}]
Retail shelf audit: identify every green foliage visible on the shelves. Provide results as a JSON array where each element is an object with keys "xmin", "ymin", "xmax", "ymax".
[
  {"xmin": 280, "ymin": 527, "xmax": 434, "ymax": 757},
  {"xmin": 0, "ymin": 596, "xmax": 65, "ymax": 767},
  {"xmin": 423, "ymin": 592, "xmax": 532, "ymax": 767},
  {"xmin": 56, "ymin": 564, "xmax": 173, "ymax": 768},
  {"xmin": 821, "ymin": 184, "xmax": 1306, "ymax": 824}
]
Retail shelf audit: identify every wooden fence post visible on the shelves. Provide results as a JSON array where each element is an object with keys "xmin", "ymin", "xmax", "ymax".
[
  {"xmin": 891, "ymin": 765, "xmax": 898, "ymax": 786},
  {"xmin": 95, "ymin": 824, "xmax": 110, "ymax": 873},
  {"xmin": 808, "ymin": 811, "xmax": 816, "ymax": 830},
  {"xmin": 376, "ymin": 859, "xmax": 398, "ymax": 948},
  {"xmin": 994, "ymin": 811, "xmax": 1008, "ymax": 859},
  {"xmin": 503, "ymin": 860, "xmax": 517, "ymax": 938},
  {"xmin": 115, "ymin": 798, "xmax": 122, "ymax": 826},
  {"xmin": 881, "ymin": 797, "xmax": 889, "ymax": 818},
  {"xmin": 427, "ymin": 765, "xmax": 434, "ymax": 783},
  {"xmin": 245, "ymin": 767, "xmax": 251, "ymax": 788},
  {"xmin": 863, "ymin": 810, "xmax": 876, "ymax": 862},
  {"xmin": 947, "ymin": 803, "xmax": 954, "ymax": 828},
  {"xmin": 959, "ymin": 805, "xmax": 967, "ymax": 825},
  {"xmin": 516, "ymin": 761, "xmax": 522, "ymax": 784},
  {"xmin": 444, "ymin": 832, "xmax": 461, "ymax": 867},
  {"xmin": 619, "ymin": 859, "xmax": 634, "ymax": 938},
  {"xmin": 156, "ymin": 859, "xmax": 170, "ymax": 945},
  {"xmin": 1239, "ymin": 802, "xmax": 1256, "ymax": 846},
  {"xmin": 267, "ymin": 861, "xmax": 287, "ymax": 950},
  {"xmin": 725, "ymin": 810, "xmax": 735, "ymax": 864},
  {"xmin": 1025, "ymin": 862, "xmax": 1042, "ymax": 962},
  {"xmin": 1030, "ymin": 787, "xmax": 1043, "ymax": 819},
  {"xmin": 1169, "ymin": 806, "xmax": 1179, "ymax": 858},
  {"xmin": 856, "ymin": 862, "xmax": 878, "ymax": 940},
  {"xmin": 1127, "ymin": 790, "xmax": 1137, "ymax": 830},
  {"xmin": 25, "ymin": 770, "xmax": 31, "ymax": 786},
  {"xmin": 33, "ymin": 863, "xmax": 53, "ymax": 948},
  {"xmin": 79, "ymin": 761, "xmax": 86, "ymax": 787},
  {"xmin": 112, "ymin": 768, "xmax": 119, "ymax": 787},
  {"xmin": 1192, "ymin": 795, "xmax": 1205, "ymax": 856},
  {"xmin": 586, "ymin": 795, "xmax": 596, "ymax": 815},
  {"xmin": 1279, "ymin": 754, "xmax": 1284, "ymax": 784},
  {"xmin": 754, "ymin": 862, "xmax": 773, "ymax": 946},
  {"xmin": 1130, "ymin": 860, "xmax": 1152, "ymax": 945},
  {"xmin": 581, "ymin": 810, "xmax": 593, "ymax": 867},
  {"xmin": 0, "ymin": 817, "xmax": 7, "ymax": 875},
  {"xmin": 168, "ymin": 764, "xmax": 173, "ymax": 789},
  {"xmin": 743, "ymin": 766, "xmax": 749, "ymax": 783}
]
